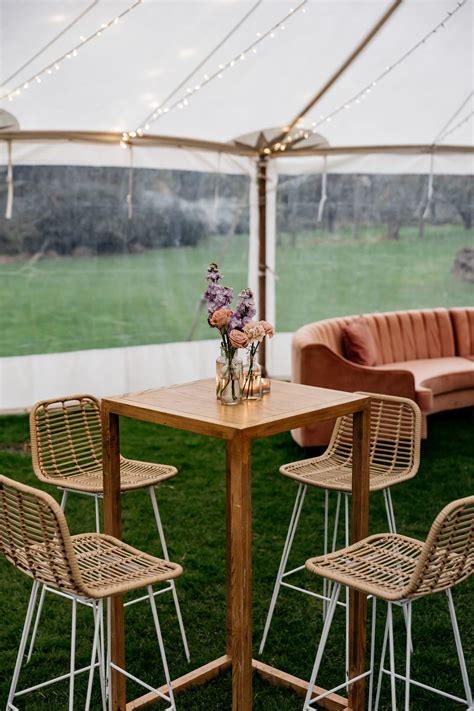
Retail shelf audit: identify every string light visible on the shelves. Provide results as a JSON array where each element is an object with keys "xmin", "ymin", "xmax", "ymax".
[
  {"xmin": 437, "ymin": 110, "xmax": 474, "ymax": 142},
  {"xmin": 282, "ymin": 0, "xmax": 468, "ymax": 146},
  {"xmin": 0, "ymin": 0, "xmax": 144, "ymax": 102},
  {"xmin": 130, "ymin": 0, "xmax": 308, "ymax": 139}
]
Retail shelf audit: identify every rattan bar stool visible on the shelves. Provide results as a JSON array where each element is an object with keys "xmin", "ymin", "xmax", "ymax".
[
  {"xmin": 259, "ymin": 393, "xmax": 421, "ymax": 664},
  {"xmin": 1, "ymin": 475, "xmax": 183, "ymax": 711},
  {"xmin": 302, "ymin": 496, "xmax": 474, "ymax": 711},
  {"xmin": 27, "ymin": 394, "xmax": 189, "ymax": 665}
]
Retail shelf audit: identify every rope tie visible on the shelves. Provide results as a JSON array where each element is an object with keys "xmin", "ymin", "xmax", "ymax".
[{"xmin": 317, "ymin": 156, "xmax": 327, "ymax": 222}]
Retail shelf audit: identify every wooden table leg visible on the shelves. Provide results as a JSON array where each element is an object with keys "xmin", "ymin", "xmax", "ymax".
[
  {"xmin": 348, "ymin": 405, "xmax": 370, "ymax": 710},
  {"xmin": 102, "ymin": 407, "xmax": 127, "ymax": 710},
  {"xmin": 226, "ymin": 432, "xmax": 253, "ymax": 710}
]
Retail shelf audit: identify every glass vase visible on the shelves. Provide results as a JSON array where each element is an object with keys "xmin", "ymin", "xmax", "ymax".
[
  {"xmin": 216, "ymin": 351, "xmax": 243, "ymax": 405},
  {"xmin": 242, "ymin": 356, "xmax": 263, "ymax": 400}
]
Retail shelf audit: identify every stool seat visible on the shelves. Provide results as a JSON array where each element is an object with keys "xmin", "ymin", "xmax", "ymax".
[
  {"xmin": 281, "ymin": 457, "xmax": 415, "ymax": 493},
  {"xmin": 21, "ymin": 533, "xmax": 182, "ymax": 599},
  {"xmin": 306, "ymin": 533, "xmax": 425, "ymax": 601},
  {"xmin": 41, "ymin": 456, "xmax": 177, "ymax": 494}
]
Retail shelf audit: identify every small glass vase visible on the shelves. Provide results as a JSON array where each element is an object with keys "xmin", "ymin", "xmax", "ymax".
[
  {"xmin": 216, "ymin": 350, "xmax": 243, "ymax": 405},
  {"xmin": 242, "ymin": 356, "xmax": 263, "ymax": 400}
]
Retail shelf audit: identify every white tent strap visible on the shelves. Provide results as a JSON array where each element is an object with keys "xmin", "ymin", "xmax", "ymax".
[
  {"xmin": 5, "ymin": 141, "xmax": 13, "ymax": 219},
  {"xmin": 422, "ymin": 154, "xmax": 435, "ymax": 220},
  {"xmin": 317, "ymin": 156, "xmax": 328, "ymax": 222},
  {"xmin": 127, "ymin": 144, "xmax": 134, "ymax": 220}
]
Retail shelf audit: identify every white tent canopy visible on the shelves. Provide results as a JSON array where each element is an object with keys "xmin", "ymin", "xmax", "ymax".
[
  {"xmin": 1, "ymin": 0, "xmax": 473, "ymax": 162},
  {"xmin": 0, "ymin": 0, "xmax": 473, "ymax": 410}
]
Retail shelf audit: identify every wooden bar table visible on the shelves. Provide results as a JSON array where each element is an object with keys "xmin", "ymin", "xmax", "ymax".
[{"xmin": 101, "ymin": 379, "xmax": 370, "ymax": 711}]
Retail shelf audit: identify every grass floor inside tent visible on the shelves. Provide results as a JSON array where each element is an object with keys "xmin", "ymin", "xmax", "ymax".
[{"xmin": 0, "ymin": 408, "xmax": 473, "ymax": 710}]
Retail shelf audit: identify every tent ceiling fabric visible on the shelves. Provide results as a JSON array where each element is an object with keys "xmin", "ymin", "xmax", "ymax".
[{"xmin": 0, "ymin": 0, "xmax": 472, "ymax": 165}]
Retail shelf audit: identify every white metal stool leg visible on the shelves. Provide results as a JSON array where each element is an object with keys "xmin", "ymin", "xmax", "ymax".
[
  {"xmin": 6, "ymin": 581, "xmax": 40, "ymax": 710},
  {"xmin": 85, "ymin": 600, "xmax": 107, "ymax": 711},
  {"xmin": 344, "ymin": 494, "xmax": 350, "ymax": 682},
  {"xmin": 148, "ymin": 486, "xmax": 190, "ymax": 663},
  {"xmin": 323, "ymin": 492, "xmax": 342, "ymax": 622},
  {"xmin": 404, "ymin": 601, "xmax": 412, "ymax": 711},
  {"xmin": 383, "ymin": 488, "xmax": 397, "ymax": 534},
  {"xmin": 446, "ymin": 589, "xmax": 473, "ymax": 708},
  {"xmin": 148, "ymin": 585, "xmax": 176, "ymax": 710},
  {"xmin": 26, "ymin": 489, "xmax": 69, "ymax": 663},
  {"xmin": 69, "ymin": 597, "xmax": 77, "ymax": 711},
  {"xmin": 387, "ymin": 602, "xmax": 397, "ymax": 710},
  {"xmin": 322, "ymin": 490, "xmax": 329, "ymax": 620},
  {"xmin": 368, "ymin": 595, "xmax": 377, "ymax": 710},
  {"xmin": 259, "ymin": 483, "xmax": 307, "ymax": 654},
  {"xmin": 303, "ymin": 583, "xmax": 341, "ymax": 710},
  {"xmin": 374, "ymin": 606, "xmax": 390, "ymax": 711},
  {"xmin": 94, "ymin": 494, "xmax": 101, "ymax": 533}
]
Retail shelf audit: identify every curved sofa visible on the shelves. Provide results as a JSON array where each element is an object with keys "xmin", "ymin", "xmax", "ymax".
[{"xmin": 292, "ymin": 307, "xmax": 474, "ymax": 447}]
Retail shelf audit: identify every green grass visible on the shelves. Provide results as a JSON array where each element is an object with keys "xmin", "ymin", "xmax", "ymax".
[
  {"xmin": 0, "ymin": 408, "xmax": 473, "ymax": 709},
  {"xmin": 0, "ymin": 225, "xmax": 472, "ymax": 357}
]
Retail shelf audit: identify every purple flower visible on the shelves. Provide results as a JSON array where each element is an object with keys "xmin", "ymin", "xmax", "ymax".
[
  {"xmin": 206, "ymin": 262, "xmax": 222, "ymax": 283},
  {"xmin": 204, "ymin": 282, "xmax": 233, "ymax": 316},
  {"xmin": 229, "ymin": 288, "xmax": 256, "ymax": 330}
]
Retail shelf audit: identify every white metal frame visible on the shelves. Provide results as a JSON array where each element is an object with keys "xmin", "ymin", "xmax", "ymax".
[
  {"xmin": 259, "ymin": 483, "xmax": 398, "ymax": 657},
  {"xmin": 26, "ymin": 485, "xmax": 189, "ymax": 666},
  {"xmin": 374, "ymin": 592, "xmax": 473, "ymax": 711},
  {"xmin": 302, "ymin": 586, "xmax": 473, "ymax": 711},
  {"xmin": 7, "ymin": 581, "xmax": 177, "ymax": 711}
]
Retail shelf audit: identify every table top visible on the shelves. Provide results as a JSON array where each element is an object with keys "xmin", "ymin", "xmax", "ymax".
[{"xmin": 103, "ymin": 379, "xmax": 369, "ymax": 440}]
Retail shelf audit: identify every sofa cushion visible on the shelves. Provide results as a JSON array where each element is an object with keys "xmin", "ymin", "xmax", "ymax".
[
  {"xmin": 342, "ymin": 317, "xmax": 378, "ymax": 366},
  {"xmin": 375, "ymin": 357, "xmax": 474, "ymax": 411}
]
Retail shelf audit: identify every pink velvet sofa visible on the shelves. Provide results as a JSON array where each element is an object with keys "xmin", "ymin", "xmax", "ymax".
[{"xmin": 292, "ymin": 307, "xmax": 474, "ymax": 447}]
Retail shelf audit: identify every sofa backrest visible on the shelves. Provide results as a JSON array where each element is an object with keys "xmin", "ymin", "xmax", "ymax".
[
  {"xmin": 364, "ymin": 309, "xmax": 456, "ymax": 364},
  {"xmin": 449, "ymin": 307, "xmax": 474, "ymax": 357},
  {"xmin": 293, "ymin": 308, "xmax": 457, "ymax": 366}
]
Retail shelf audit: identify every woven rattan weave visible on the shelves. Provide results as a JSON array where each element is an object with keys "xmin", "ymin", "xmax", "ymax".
[
  {"xmin": 30, "ymin": 395, "xmax": 177, "ymax": 492},
  {"xmin": 281, "ymin": 392, "xmax": 421, "ymax": 493},
  {"xmin": 0, "ymin": 475, "xmax": 182, "ymax": 599},
  {"xmin": 306, "ymin": 496, "xmax": 474, "ymax": 600}
]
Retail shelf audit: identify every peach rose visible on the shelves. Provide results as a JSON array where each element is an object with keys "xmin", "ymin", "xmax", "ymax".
[
  {"xmin": 260, "ymin": 320, "xmax": 275, "ymax": 338},
  {"xmin": 243, "ymin": 321, "xmax": 266, "ymax": 343},
  {"xmin": 228, "ymin": 329, "xmax": 249, "ymax": 349},
  {"xmin": 209, "ymin": 307, "xmax": 233, "ymax": 329}
]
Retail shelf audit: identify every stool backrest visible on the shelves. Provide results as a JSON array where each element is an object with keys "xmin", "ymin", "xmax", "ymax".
[
  {"xmin": 406, "ymin": 496, "xmax": 474, "ymax": 598},
  {"xmin": 30, "ymin": 395, "xmax": 103, "ymax": 484},
  {"xmin": 328, "ymin": 392, "xmax": 421, "ymax": 478},
  {"xmin": 0, "ymin": 475, "xmax": 85, "ymax": 595}
]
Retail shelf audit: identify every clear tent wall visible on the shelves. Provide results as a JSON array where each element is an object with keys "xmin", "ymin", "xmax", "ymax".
[{"xmin": 0, "ymin": 142, "xmax": 472, "ymax": 410}]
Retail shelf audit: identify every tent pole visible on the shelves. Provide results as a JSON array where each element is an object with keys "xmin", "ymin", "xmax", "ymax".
[
  {"xmin": 264, "ymin": 0, "xmax": 402, "ymax": 151},
  {"xmin": 257, "ymin": 156, "xmax": 268, "ymax": 376}
]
